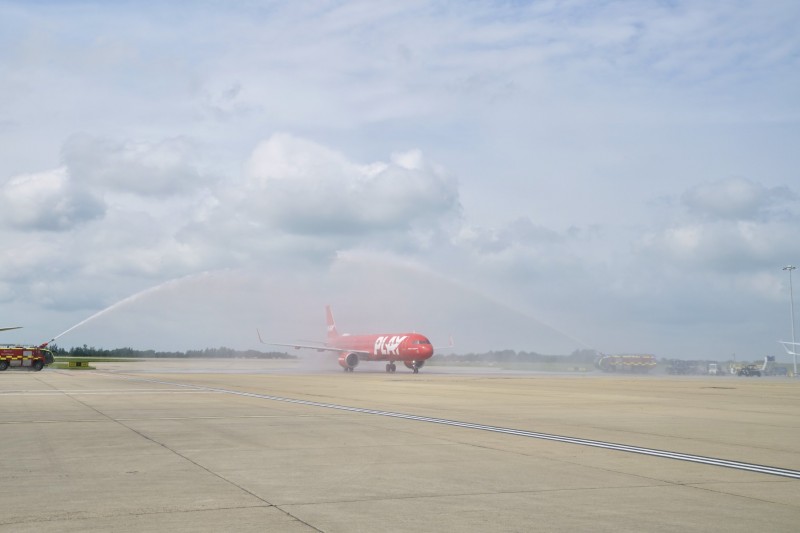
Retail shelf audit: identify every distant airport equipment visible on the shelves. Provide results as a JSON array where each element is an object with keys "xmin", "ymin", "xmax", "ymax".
[
  {"xmin": 664, "ymin": 360, "xmax": 726, "ymax": 376},
  {"xmin": 664, "ymin": 359, "xmax": 708, "ymax": 375},
  {"xmin": 782, "ymin": 265, "xmax": 796, "ymax": 376},
  {"xmin": 779, "ymin": 342, "xmax": 798, "ymax": 376},
  {"xmin": 0, "ymin": 344, "xmax": 55, "ymax": 371},
  {"xmin": 731, "ymin": 356, "xmax": 787, "ymax": 377},
  {"xmin": 735, "ymin": 364, "xmax": 762, "ymax": 377},
  {"xmin": 594, "ymin": 353, "xmax": 656, "ymax": 373},
  {"xmin": 259, "ymin": 305, "xmax": 434, "ymax": 373},
  {"xmin": 760, "ymin": 355, "xmax": 789, "ymax": 376},
  {"xmin": 707, "ymin": 362, "xmax": 725, "ymax": 376}
]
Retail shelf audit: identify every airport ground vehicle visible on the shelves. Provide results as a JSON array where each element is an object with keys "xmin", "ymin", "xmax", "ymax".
[
  {"xmin": 665, "ymin": 359, "xmax": 703, "ymax": 375},
  {"xmin": 595, "ymin": 354, "xmax": 656, "ymax": 373},
  {"xmin": 0, "ymin": 344, "xmax": 55, "ymax": 371},
  {"xmin": 664, "ymin": 360, "xmax": 725, "ymax": 375},
  {"xmin": 736, "ymin": 364, "xmax": 761, "ymax": 377},
  {"xmin": 731, "ymin": 356, "xmax": 788, "ymax": 377}
]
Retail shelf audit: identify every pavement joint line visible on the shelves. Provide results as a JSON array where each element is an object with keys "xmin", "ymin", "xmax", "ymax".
[
  {"xmin": 0, "ymin": 388, "xmax": 214, "ymax": 392},
  {"xmin": 0, "ymin": 389, "xmax": 219, "ymax": 396},
  {"xmin": 681, "ymin": 481, "xmax": 800, "ymax": 509},
  {"xmin": 279, "ymin": 482, "xmax": 676, "ymax": 508},
  {"xmin": 113, "ymin": 373, "xmax": 800, "ymax": 481},
  {"xmin": 54, "ymin": 384, "xmax": 324, "ymax": 533},
  {"xmin": 0, "ymin": 419, "xmax": 108, "ymax": 425},
  {"xmin": 0, "ymin": 503, "xmax": 283, "ymax": 528}
]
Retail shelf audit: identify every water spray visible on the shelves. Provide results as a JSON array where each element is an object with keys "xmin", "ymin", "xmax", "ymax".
[{"xmin": 42, "ymin": 273, "xmax": 209, "ymax": 347}]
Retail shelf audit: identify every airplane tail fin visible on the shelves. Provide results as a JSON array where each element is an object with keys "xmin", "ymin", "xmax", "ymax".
[{"xmin": 326, "ymin": 305, "xmax": 339, "ymax": 339}]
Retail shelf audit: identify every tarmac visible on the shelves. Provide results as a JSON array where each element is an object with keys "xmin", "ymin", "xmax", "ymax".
[{"xmin": 1, "ymin": 359, "xmax": 799, "ymax": 532}]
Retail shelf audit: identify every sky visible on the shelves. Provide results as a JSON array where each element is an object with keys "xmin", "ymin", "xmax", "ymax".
[{"xmin": 1, "ymin": 0, "xmax": 799, "ymax": 360}]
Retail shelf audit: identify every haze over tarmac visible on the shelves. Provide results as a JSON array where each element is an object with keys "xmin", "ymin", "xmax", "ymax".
[{"xmin": 1, "ymin": 2, "xmax": 798, "ymax": 359}]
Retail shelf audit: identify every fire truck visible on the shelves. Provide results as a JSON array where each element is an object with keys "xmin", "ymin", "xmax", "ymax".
[
  {"xmin": 595, "ymin": 353, "xmax": 657, "ymax": 373},
  {"xmin": 0, "ymin": 344, "xmax": 55, "ymax": 371}
]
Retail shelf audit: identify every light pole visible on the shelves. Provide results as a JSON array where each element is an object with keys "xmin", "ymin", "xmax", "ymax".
[{"xmin": 783, "ymin": 265, "xmax": 797, "ymax": 377}]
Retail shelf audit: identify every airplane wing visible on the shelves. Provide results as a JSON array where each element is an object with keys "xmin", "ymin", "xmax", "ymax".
[
  {"xmin": 779, "ymin": 341, "xmax": 800, "ymax": 355},
  {"xmin": 256, "ymin": 329, "xmax": 370, "ymax": 355},
  {"xmin": 0, "ymin": 327, "xmax": 21, "ymax": 332}
]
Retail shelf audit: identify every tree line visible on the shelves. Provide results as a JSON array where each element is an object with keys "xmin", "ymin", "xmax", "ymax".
[
  {"xmin": 48, "ymin": 345, "xmax": 296, "ymax": 359},
  {"xmin": 436, "ymin": 349, "xmax": 599, "ymax": 363}
]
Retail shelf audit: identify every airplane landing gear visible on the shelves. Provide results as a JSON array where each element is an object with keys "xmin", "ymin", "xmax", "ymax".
[
  {"xmin": 385, "ymin": 363, "xmax": 397, "ymax": 373},
  {"xmin": 404, "ymin": 361, "xmax": 422, "ymax": 374},
  {"xmin": 344, "ymin": 366, "xmax": 355, "ymax": 372}
]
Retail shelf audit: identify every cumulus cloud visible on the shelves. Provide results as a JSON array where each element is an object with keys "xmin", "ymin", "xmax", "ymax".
[
  {"xmin": 62, "ymin": 134, "xmax": 213, "ymax": 196},
  {"xmin": 636, "ymin": 177, "xmax": 799, "ymax": 275},
  {"xmin": 455, "ymin": 217, "xmax": 562, "ymax": 255},
  {"xmin": 0, "ymin": 167, "xmax": 104, "ymax": 231},
  {"xmin": 639, "ymin": 220, "xmax": 792, "ymax": 271},
  {"xmin": 242, "ymin": 134, "xmax": 460, "ymax": 238},
  {"xmin": 681, "ymin": 177, "xmax": 794, "ymax": 221}
]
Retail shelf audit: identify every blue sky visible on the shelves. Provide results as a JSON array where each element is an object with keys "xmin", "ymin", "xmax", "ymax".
[{"xmin": 1, "ymin": 1, "xmax": 798, "ymax": 359}]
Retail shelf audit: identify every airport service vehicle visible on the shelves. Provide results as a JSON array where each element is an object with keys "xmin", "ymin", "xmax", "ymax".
[
  {"xmin": 594, "ymin": 353, "xmax": 656, "ymax": 373},
  {"xmin": 736, "ymin": 364, "xmax": 761, "ymax": 377},
  {"xmin": 665, "ymin": 360, "xmax": 725, "ymax": 375},
  {"xmin": 731, "ymin": 357, "xmax": 788, "ymax": 377},
  {"xmin": 259, "ymin": 306, "xmax": 434, "ymax": 373},
  {"xmin": 0, "ymin": 344, "xmax": 55, "ymax": 371}
]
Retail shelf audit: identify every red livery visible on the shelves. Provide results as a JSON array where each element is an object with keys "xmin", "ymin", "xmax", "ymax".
[
  {"xmin": 260, "ymin": 306, "xmax": 434, "ymax": 373},
  {"xmin": 0, "ymin": 344, "xmax": 54, "ymax": 372}
]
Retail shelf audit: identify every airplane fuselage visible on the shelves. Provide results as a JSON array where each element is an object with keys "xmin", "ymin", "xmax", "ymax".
[
  {"xmin": 330, "ymin": 333, "xmax": 434, "ymax": 362},
  {"xmin": 259, "ymin": 306, "xmax": 435, "ymax": 373}
]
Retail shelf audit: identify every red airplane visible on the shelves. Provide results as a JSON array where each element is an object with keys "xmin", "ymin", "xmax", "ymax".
[{"xmin": 259, "ymin": 305, "xmax": 434, "ymax": 373}]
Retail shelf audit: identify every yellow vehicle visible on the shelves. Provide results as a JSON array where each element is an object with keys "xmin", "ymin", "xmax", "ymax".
[
  {"xmin": 595, "ymin": 354, "xmax": 656, "ymax": 373},
  {"xmin": 0, "ymin": 344, "xmax": 55, "ymax": 371}
]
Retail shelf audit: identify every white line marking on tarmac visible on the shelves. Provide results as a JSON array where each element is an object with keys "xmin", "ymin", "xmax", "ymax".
[
  {"xmin": 0, "ymin": 389, "xmax": 221, "ymax": 396},
  {"xmin": 114, "ymin": 375, "xmax": 800, "ymax": 481}
]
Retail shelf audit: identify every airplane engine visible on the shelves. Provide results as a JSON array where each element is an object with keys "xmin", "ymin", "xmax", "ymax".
[{"xmin": 339, "ymin": 352, "xmax": 359, "ymax": 369}]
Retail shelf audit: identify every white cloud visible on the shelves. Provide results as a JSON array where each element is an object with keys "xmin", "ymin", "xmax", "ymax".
[
  {"xmin": 638, "ymin": 178, "xmax": 799, "ymax": 276},
  {"xmin": 62, "ymin": 134, "xmax": 213, "ymax": 196},
  {"xmin": 639, "ymin": 218, "xmax": 797, "ymax": 273},
  {"xmin": 455, "ymin": 218, "xmax": 563, "ymax": 256},
  {"xmin": 0, "ymin": 167, "xmax": 104, "ymax": 231},
  {"xmin": 241, "ymin": 134, "xmax": 460, "ymax": 240},
  {"xmin": 682, "ymin": 177, "xmax": 794, "ymax": 220}
]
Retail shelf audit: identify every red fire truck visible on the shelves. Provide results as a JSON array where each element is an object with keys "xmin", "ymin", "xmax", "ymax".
[{"xmin": 0, "ymin": 344, "xmax": 55, "ymax": 371}]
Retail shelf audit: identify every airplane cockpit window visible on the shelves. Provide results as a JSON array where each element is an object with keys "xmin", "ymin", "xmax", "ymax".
[{"xmin": 413, "ymin": 339, "xmax": 431, "ymax": 344}]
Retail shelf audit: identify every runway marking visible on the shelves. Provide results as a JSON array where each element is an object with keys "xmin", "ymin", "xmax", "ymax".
[
  {"xmin": 0, "ymin": 414, "xmax": 326, "ymax": 425},
  {"xmin": 119, "ymin": 375, "xmax": 800, "ymax": 480},
  {"xmin": 0, "ymin": 389, "xmax": 220, "ymax": 396}
]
